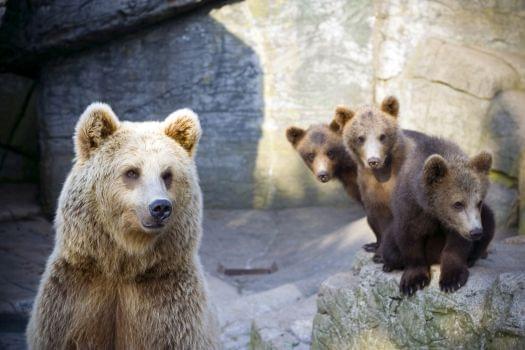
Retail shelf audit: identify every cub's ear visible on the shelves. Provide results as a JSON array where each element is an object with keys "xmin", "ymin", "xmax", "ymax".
[
  {"xmin": 469, "ymin": 151, "xmax": 492, "ymax": 174},
  {"xmin": 423, "ymin": 154, "xmax": 448, "ymax": 185},
  {"xmin": 380, "ymin": 96, "xmax": 399, "ymax": 117},
  {"xmin": 329, "ymin": 119, "xmax": 341, "ymax": 133},
  {"xmin": 333, "ymin": 106, "xmax": 354, "ymax": 130},
  {"xmin": 164, "ymin": 108, "xmax": 202, "ymax": 157},
  {"xmin": 74, "ymin": 102, "xmax": 120, "ymax": 161},
  {"xmin": 286, "ymin": 126, "xmax": 305, "ymax": 147}
]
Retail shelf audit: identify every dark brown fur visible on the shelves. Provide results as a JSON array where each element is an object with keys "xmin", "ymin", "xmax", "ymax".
[
  {"xmin": 380, "ymin": 136, "xmax": 495, "ymax": 296},
  {"xmin": 286, "ymin": 123, "xmax": 361, "ymax": 203}
]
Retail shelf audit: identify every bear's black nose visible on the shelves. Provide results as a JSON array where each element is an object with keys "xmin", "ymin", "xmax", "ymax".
[
  {"xmin": 368, "ymin": 158, "xmax": 380, "ymax": 168},
  {"xmin": 469, "ymin": 228, "xmax": 483, "ymax": 240},
  {"xmin": 317, "ymin": 171, "xmax": 329, "ymax": 183},
  {"xmin": 149, "ymin": 199, "xmax": 172, "ymax": 220}
]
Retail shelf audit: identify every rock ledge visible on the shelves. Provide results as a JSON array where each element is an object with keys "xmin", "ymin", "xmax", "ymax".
[{"xmin": 312, "ymin": 239, "xmax": 525, "ymax": 349}]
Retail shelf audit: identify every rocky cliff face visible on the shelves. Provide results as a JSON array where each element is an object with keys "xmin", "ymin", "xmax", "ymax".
[{"xmin": 312, "ymin": 238, "xmax": 525, "ymax": 349}]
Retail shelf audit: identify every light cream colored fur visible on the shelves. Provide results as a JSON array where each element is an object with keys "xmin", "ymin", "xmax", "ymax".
[{"xmin": 27, "ymin": 103, "xmax": 219, "ymax": 349}]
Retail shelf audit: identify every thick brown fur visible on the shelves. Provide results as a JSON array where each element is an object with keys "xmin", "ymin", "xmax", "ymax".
[
  {"xmin": 286, "ymin": 123, "xmax": 361, "ymax": 203},
  {"xmin": 335, "ymin": 96, "xmax": 426, "ymax": 253},
  {"xmin": 27, "ymin": 103, "xmax": 219, "ymax": 349},
  {"xmin": 380, "ymin": 135, "xmax": 495, "ymax": 296}
]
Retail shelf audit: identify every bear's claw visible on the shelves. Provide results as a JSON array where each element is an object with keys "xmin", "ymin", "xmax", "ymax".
[
  {"xmin": 439, "ymin": 267, "xmax": 469, "ymax": 293},
  {"xmin": 400, "ymin": 267, "xmax": 430, "ymax": 296}
]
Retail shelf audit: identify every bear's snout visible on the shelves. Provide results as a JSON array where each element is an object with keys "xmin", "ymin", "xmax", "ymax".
[
  {"xmin": 148, "ymin": 199, "xmax": 172, "ymax": 222},
  {"xmin": 317, "ymin": 171, "xmax": 330, "ymax": 183},
  {"xmin": 469, "ymin": 227, "xmax": 483, "ymax": 240},
  {"xmin": 367, "ymin": 157, "xmax": 381, "ymax": 168}
]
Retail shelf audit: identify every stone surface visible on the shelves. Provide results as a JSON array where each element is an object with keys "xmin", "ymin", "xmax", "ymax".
[
  {"xmin": 0, "ymin": 73, "xmax": 38, "ymax": 183},
  {"xmin": 409, "ymin": 39, "xmax": 519, "ymax": 99},
  {"xmin": 0, "ymin": 183, "xmax": 41, "ymax": 221},
  {"xmin": 486, "ymin": 180, "xmax": 519, "ymax": 234},
  {"xmin": 521, "ymin": 153, "xmax": 525, "ymax": 235},
  {"xmin": 481, "ymin": 90, "xmax": 525, "ymax": 178},
  {"xmin": 311, "ymin": 242, "xmax": 525, "ymax": 349},
  {"xmin": 211, "ymin": 0, "xmax": 374, "ymax": 209},
  {"xmin": 0, "ymin": 0, "xmax": 214, "ymax": 70}
]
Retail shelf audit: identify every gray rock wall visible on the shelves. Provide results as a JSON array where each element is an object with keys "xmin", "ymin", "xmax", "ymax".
[
  {"xmin": 38, "ymin": 6, "xmax": 265, "ymax": 212},
  {"xmin": 0, "ymin": 73, "xmax": 38, "ymax": 183}
]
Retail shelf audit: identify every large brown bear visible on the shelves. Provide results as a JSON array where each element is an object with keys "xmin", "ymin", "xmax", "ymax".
[
  {"xmin": 286, "ymin": 121, "xmax": 361, "ymax": 203},
  {"xmin": 381, "ymin": 136, "xmax": 495, "ymax": 296},
  {"xmin": 27, "ymin": 103, "xmax": 219, "ymax": 349},
  {"xmin": 334, "ymin": 97, "xmax": 426, "ymax": 253}
]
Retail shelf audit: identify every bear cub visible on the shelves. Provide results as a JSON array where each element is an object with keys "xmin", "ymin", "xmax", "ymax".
[
  {"xmin": 27, "ymin": 103, "xmax": 219, "ymax": 349},
  {"xmin": 286, "ymin": 121, "xmax": 361, "ymax": 203},
  {"xmin": 334, "ymin": 96, "xmax": 426, "ymax": 253},
  {"xmin": 381, "ymin": 136, "xmax": 495, "ymax": 296}
]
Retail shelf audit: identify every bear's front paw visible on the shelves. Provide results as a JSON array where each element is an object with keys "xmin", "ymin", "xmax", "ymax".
[
  {"xmin": 439, "ymin": 266, "xmax": 469, "ymax": 293},
  {"xmin": 400, "ymin": 267, "xmax": 430, "ymax": 296},
  {"xmin": 363, "ymin": 242, "xmax": 379, "ymax": 252}
]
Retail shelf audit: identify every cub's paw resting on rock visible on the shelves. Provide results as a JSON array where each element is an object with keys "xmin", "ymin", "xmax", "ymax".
[
  {"xmin": 439, "ymin": 266, "xmax": 469, "ymax": 293},
  {"xmin": 400, "ymin": 266, "xmax": 430, "ymax": 296}
]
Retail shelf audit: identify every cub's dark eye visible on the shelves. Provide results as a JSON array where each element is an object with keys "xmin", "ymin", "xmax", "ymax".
[
  {"xmin": 125, "ymin": 169, "xmax": 139, "ymax": 179},
  {"xmin": 306, "ymin": 153, "xmax": 315, "ymax": 163},
  {"xmin": 357, "ymin": 136, "xmax": 365, "ymax": 144},
  {"xmin": 477, "ymin": 201, "xmax": 483, "ymax": 209},
  {"xmin": 327, "ymin": 150, "xmax": 335, "ymax": 159},
  {"xmin": 162, "ymin": 170, "xmax": 173, "ymax": 186},
  {"xmin": 452, "ymin": 201, "xmax": 464, "ymax": 210},
  {"xmin": 379, "ymin": 134, "xmax": 386, "ymax": 142}
]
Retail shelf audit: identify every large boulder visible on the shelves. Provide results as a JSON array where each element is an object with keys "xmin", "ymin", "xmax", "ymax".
[{"xmin": 312, "ymin": 239, "xmax": 525, "ymax": 349}]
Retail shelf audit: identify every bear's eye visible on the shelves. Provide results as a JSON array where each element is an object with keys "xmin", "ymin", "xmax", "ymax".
[
  {"xmin": 125, "ymin": 169, "xmax": 140, "ymax": 179},
  {"xmin": 357, "ymin": 136, "xmax": 365, "ymax": 144},
  {"xmin": 327, "ymin": 150, "xmax": 335, "ymax": 159},
  {"xmin": 477, "ymin": 200, "xmax": 483, "ymax": 210},
  {"xmin": 452, "ymin": 201, "xmax": 464, "ymax": 210},
  {"xmin": 306, "ymin": 153, "xmax": 315, "ymax": 163},
  {"xmin": 379, "ymin": 134, "xmax": 386, "ymax": 142},
  {"xmin": 162, "ymin": 170, "xmax": 173, "ymax": 187}
]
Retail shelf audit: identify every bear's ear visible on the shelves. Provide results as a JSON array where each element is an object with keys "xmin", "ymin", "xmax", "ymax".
[
  {"xmin": 74, "ymin": 102, "xmax": 120, "ymax": 161},
  {"xmin": 328, "ymin": 119, "xmax": 341, "ymax": 133},
  {"xmin": 333, "ymin": 106, "xmax": 354, "ymax": 130},
  {"xmin": 423, "ymin": 154, "xmax": 448, "ymax": 186},
  {"xmin": 469, "ymin": 151, "xmax": 492, "ymax": 174},
  {"xmin": 380, "ymin": 96, "xmax": 399, "ymax": 117},
  {"xmin": 164, "ymin": 108, "xmax": 202, "ymax": 157},
  {"xmin": 286, "ymin": 126, "xmax": 306, "ymax": 147}
]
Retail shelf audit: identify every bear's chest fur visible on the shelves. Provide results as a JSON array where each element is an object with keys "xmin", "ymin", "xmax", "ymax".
[{"xmin": 358, "ymin": 167, "xmax": 397, "ymax": 210}]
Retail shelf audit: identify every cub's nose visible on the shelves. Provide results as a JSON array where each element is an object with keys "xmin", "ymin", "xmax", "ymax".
[
  {"xmin": 368, "ymin": 157, "xmax": 381, "ymax": 168},
  {"xmin": 149, "ymin": 199, "xmax": 172, "ymax": 221},
  {"xmin": 469, "ymin": 228, "xmax": 483, "ymax": 240},
  {"xmin": 317, "ymin": 171, "xmax": 330, "ymax": 183}
]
